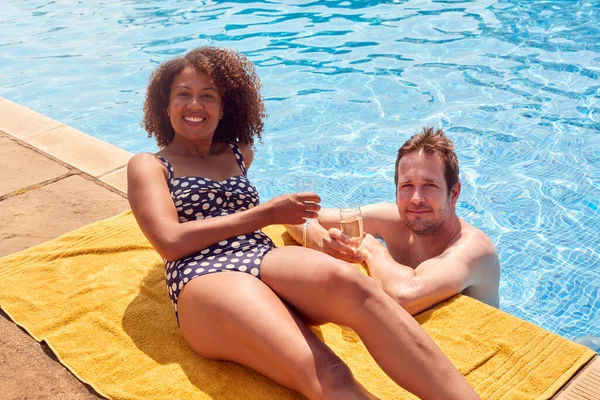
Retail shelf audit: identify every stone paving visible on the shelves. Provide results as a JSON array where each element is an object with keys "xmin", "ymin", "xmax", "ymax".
[{"xmin": 0, "ymin": 98, "xmax": 131, "ymax": 399}]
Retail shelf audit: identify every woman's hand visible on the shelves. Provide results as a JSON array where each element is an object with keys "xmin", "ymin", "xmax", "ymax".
[{"xmin": 264, "ymin": 193, "xmax": 321, "ymax": 225}]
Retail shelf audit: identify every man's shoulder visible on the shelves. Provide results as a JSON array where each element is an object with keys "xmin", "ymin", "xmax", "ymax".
[
  {"xmin": 361, "ymin": 202, "xmax": 406, "ymax": 240},
  {"xmin": 458, "ymin": 219, "xmax": 496, "ymax": 253},
  {"xmin": 362, "ymin": 202, "xmax": 399, "ymax": 220},
  {"xmin": 453, "ymin": 219, "xmax": 499, "ymax": 272}
]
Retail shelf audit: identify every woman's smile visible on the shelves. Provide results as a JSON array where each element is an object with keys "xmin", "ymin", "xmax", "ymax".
[{"xmin": 183, "ymin": 116, "xmax": 205, "ymax": 124}]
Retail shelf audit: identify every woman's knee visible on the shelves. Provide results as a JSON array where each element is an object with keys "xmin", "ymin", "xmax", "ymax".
[{"xmin": 321, "ymin": 260, "xmax": 379, "ymax": 301}]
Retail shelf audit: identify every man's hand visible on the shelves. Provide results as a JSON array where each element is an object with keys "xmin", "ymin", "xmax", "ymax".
[
  {"xmin": 357, "ymin": 233, "xmax": 388, "ymax": 262},
  {"xmin": 315, "ymin": 227, "xmax": 365, "ymax": 264}
]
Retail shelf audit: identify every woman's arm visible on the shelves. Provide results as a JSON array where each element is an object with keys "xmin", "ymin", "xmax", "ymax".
[
  {"xmin": 127, "ymin": 153, "xmax": 319, "ymax": 261},
  {"xmin": 284, "ymin": 213, "xmax": 363, "ymax": 263}
]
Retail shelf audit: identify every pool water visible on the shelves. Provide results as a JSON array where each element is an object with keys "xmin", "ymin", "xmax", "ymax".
[{"xmin": 2, "ymin": 0, "xmax": 599, "ymax": 342}]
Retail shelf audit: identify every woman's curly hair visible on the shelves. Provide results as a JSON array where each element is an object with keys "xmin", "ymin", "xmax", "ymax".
[{"xmin": 142, "ymin": 47, "xmax": 266, "ymax": 148}]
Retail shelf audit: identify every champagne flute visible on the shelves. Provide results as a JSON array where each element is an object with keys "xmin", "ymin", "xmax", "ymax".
[
  {"xmin": 296, "ymin": 177, "xmax": 317, "ymax": 247},
  {"xmin": 339, "ymin": 205, "xmax": 364, "ymax": 250},
  {"xmin": 297, "ymin": 177, "xmax": 317, "ymax": 197}
]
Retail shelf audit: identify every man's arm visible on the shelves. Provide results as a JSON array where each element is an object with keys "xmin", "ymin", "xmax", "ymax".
[
  {"xmin": 360, "ymin": 233, "xmax": 499, "ymax": 315},
  {"xmin": 284, "ymin": 203, "xmax": 397, "ymax": 262}
]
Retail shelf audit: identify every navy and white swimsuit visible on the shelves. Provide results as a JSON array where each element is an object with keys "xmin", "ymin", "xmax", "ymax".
[{"xmin": 156, "ymin": 144, "xmax": 276, "ymax": 321}]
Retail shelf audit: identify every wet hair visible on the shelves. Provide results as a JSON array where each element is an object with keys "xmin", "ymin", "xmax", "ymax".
[
  {"xmin": 142, "ymin": 46, "xmax": 265, "ymax": 148},
  {"xmin": 394, "ymin": 127, "xmax": 459, "ymax": 193}
]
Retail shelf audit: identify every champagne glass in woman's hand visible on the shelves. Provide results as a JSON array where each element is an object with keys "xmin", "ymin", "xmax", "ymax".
[
  {"xmin": 339, "ymin": 205, "xmax": 364, "ymax": 250},
  {"xmin": 297, "ymin": 177, "xmax": 317, "ymax": 247},
  {"xmin": 297, "ymin": 177, "xmax": 316, "ymax": 195},
  {"xmin": 296, "ymin": 177, "xmax": 317, "ymax": 219}
]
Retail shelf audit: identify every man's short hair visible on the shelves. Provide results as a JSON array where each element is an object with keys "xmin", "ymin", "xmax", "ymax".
[{"xmin": 394, "ymin": 127, "xmax": 459, "ymax": 193}]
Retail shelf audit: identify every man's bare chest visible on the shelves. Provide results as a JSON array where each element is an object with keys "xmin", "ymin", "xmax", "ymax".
[
  {"xmin": 382, "ymin": 233, "xmax": 445, "ymax": 269},
  {"xmin": 383, "ymin": 236, "xmax": 420, "ymax": 269}
]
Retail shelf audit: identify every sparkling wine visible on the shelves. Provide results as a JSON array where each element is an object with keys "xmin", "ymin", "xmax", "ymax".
[{"xmin": 341, "ymin": 216, "xmax": 363, "ymax": 249}]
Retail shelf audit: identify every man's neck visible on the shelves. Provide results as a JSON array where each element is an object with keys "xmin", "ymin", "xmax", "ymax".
[{"xmin": 410, "ymin": 214, "xmax": 462, "ymax": 259}]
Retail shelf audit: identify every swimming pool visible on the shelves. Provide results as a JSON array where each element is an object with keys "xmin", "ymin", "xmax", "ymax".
[{"xmin": 2, "ymin": 0, "xmax": 599, "ymax": 343}]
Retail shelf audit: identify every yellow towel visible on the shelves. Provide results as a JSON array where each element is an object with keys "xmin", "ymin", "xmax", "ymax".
[{"xmin": 0, "ymin": 211, "xmax": 594, "ymax": 400}]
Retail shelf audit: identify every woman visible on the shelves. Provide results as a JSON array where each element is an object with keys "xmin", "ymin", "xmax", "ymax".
[{"xmin": 127, "ymin": 46, "xmax": 480, "ymax": 400}]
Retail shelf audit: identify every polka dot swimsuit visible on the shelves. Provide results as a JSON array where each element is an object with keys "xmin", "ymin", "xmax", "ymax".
[{"xmin": 156, "ymin": 144, "xmax": 276, "ymax": 321}]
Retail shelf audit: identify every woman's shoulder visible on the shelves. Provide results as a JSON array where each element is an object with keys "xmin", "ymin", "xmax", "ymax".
[
  {"xmin": 128, "ymin": 152, "xmax": 169, "ymax": 179},
  {"xmin": 128, "ymin": 152, "xmax": 164, "ymax": 167},
  {"xmin": 232, "ymin": 142, "xmax": 254, "ymax": 167},
  {"xmin": 232, "ymin": 142, "xmax": 253, "ymax": 154}
]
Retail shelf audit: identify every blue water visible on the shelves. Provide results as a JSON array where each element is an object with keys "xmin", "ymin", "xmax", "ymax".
[{"xmin": 2, "ymin": 0, "xmax": 599, "ymax": 342}]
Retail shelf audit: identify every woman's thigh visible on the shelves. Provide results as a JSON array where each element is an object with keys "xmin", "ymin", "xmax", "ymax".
[
  {"xmin": 260, "ymin": 246, "xmax": 381, "ymax": 327},
  {"xmin": 176, "ymin": 271, "xmax": 344, "ymax": 395}
]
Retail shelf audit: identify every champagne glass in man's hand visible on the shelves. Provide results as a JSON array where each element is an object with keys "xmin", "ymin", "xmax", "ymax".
[{"xmin": 339, "ymin": 205, "xmax": 364, "ymax": 250}]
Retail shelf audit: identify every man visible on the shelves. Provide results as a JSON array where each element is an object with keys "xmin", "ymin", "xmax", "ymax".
[{"xmin": 286, "ymin": 127, "xmax": 500, "ymax": 315}]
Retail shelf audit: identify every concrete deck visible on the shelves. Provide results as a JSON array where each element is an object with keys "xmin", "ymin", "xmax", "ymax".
[
  {"xmin": 0, "ymin": 97, "xmax": 597, "ymax": 399},
  {"xmin": 0, "ymin": 98, "xmax": 130, "ymax": 399}
]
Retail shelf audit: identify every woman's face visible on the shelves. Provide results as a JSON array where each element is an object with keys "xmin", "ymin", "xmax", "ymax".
[{"xmin": 167, "ymin": 66, "xmax": 224, "ymax": 142}]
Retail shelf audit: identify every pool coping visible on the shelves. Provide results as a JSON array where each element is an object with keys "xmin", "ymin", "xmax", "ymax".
[
  {"xmin": 0, "ymin": 97, "xmax": 131, "ymax": 195},
  {"xmin": 0, "ymin": 96, "xmax": 597, "ymax": 399}
]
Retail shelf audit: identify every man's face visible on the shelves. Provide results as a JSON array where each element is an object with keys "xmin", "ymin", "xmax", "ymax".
[{"xmin": 395, "ymin": 150, "xmax": 459, "ymax": 236}]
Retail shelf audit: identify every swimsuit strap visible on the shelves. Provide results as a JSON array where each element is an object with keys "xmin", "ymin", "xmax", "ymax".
[
  {"xmin": 155, "ymin": 145, "xmax": 246, "ymax": 183},
  {"xmin": 229, "ymin": 143, "xmax": 248, "ymax": 176},
  {"xmin": 154, "ymin": 154, "xmax": 174, "ymax": 182}
]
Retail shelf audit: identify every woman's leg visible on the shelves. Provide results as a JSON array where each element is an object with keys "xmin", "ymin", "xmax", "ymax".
[
  {"xmin": 261, "ymin": 247, "xmax": 480, "ymax": 400},
  {"xmin": 177, "ymin": 271, "xmax": 378, "ymax": 400}
]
